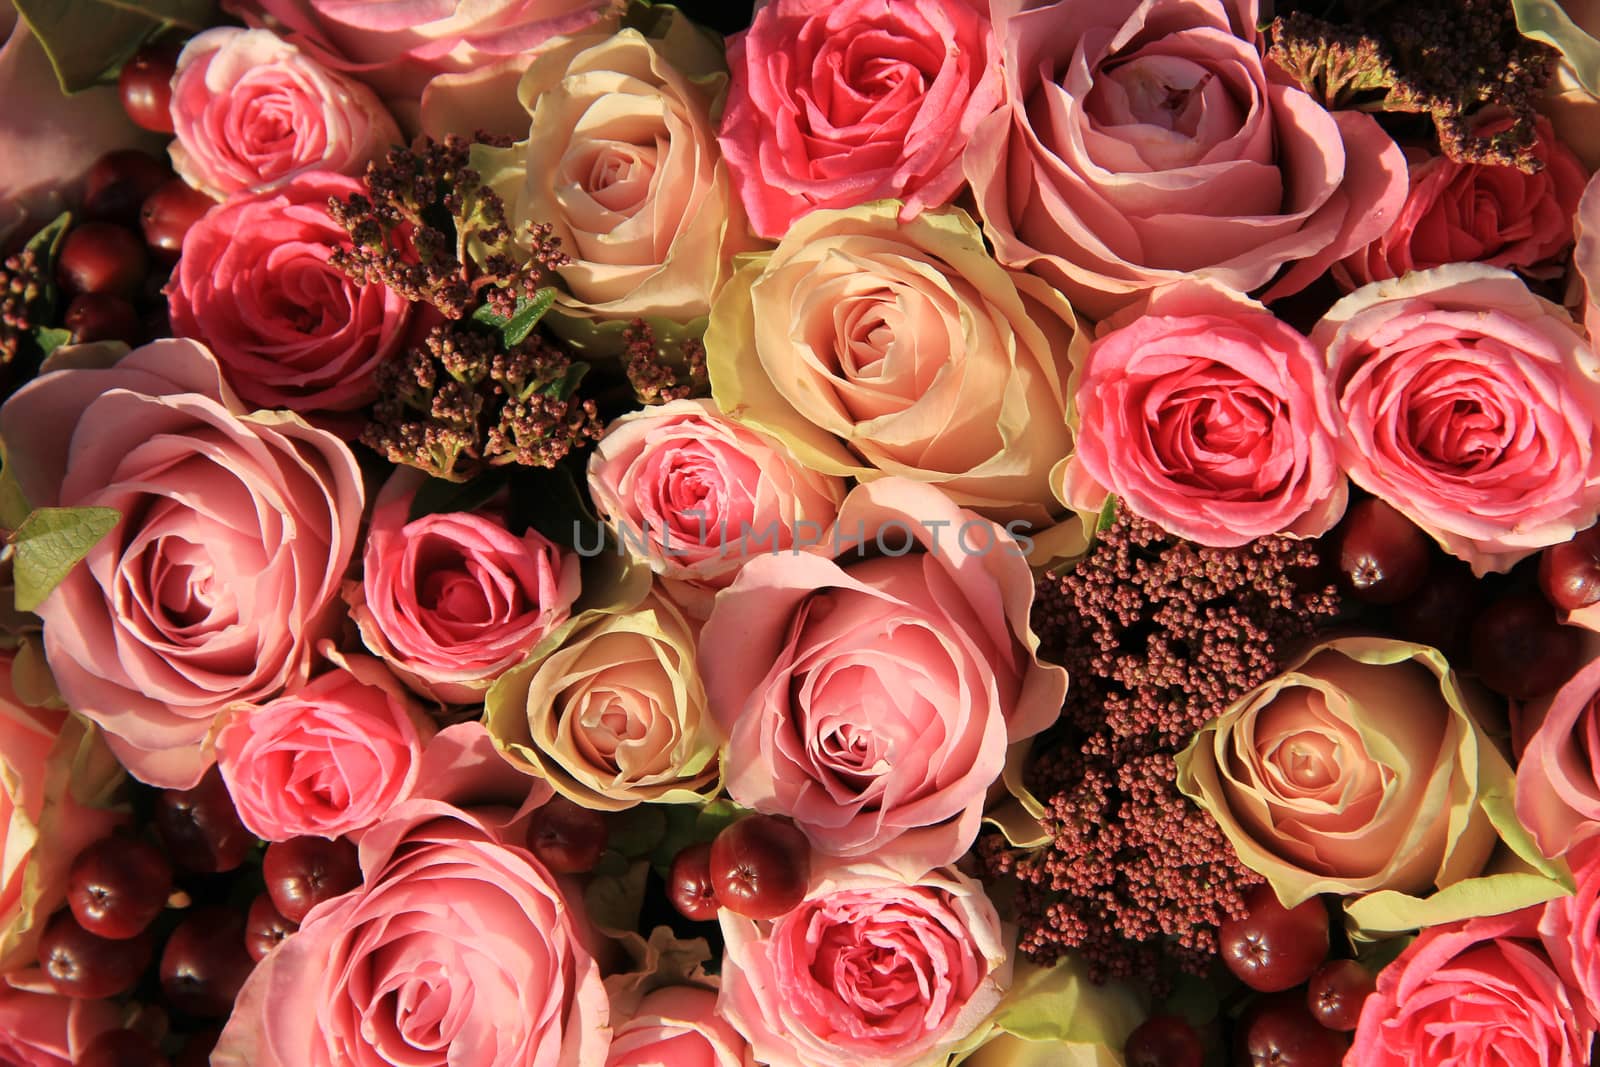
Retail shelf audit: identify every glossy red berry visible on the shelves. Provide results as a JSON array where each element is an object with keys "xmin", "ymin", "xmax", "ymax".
[
  {"xmin": 39, "ymin": 911, "xmax": 153, "ymax": 999},
  {"xmin": 263, "ymin": 837, "xmax": 360, "ymax": 924},
  {"xmin": 709, "ymin": 814, "xmax": 811, "ymax": 920},
  {"xmin": 67, "ymin": 835, "xmax": 172, "ymax": 939},
  {"xmin": 244, "ymin": 892, "xmax": 299, "ymax": 962},
  {"xmin": 527, "ymin": 796, "xmax": 608, "ymax": 875},
  {"xmin": 1218, "ymin": 885, "xmax": 1330, "ymax": 993},
  {"xmin": 57, "ymin": 222, "xmax": 148, "ymax": 298},
  {"xmin": 160, "ymin": 906, "xmax": 254, "ymax": 1018},
  {"xmin": 667, "ymin": 841, "xmax": 720, "ymax": 922},
  {"xmin": 1336, "ymin": 498, "xmax": 1431, "ymax": 605},
  {"xmin": 1540, "ymin": 526, "xmax": 1600, "ymax": 613},
  {"xmin": 140, "ymin": 179, "xmax": 213, "ymax": 262},
  {"xmin": 1470, "ymin": 592, "xmax": 1585, "ymax": 700},
  {"xmin": 78, "ymin": 1028, "xmax": 171, "ymax": 1067},
  {"xmin": 1236, "ymin": 992, "xmax": 1349, "ymax": 1067},
  {"xmin": 1125, "ymin": 1013, "xmax": 1205, "ymax": 1067},
  {"xmin": 1306, "ymin": 959, "xmax": 1377, "ymax": 1032},
  {"xmin": 84, "ymin": 149, "xmax": 172, "ymax": 227},
  {"xmin": 154, "ymin": 766, "xmax": 254, "ymax": 874},
  {"xmin": 119, "ymin": 40, "xmax": 181, "ymax": 133},
  {"xmin": 1389, "ymin": 558, "xmax": 1479, "ymax": 664},
  {"xmin": 65, "ymin": 291, "xmax": 141, "ymax": 345}
]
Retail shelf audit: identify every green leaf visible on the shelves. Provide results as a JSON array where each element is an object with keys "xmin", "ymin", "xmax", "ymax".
[
  {"xmin": 471, "ymin": 288, "xmax": 559, "ymax": 348},
  {"xmin": 100, "ymin": 0, "xmax": 217, "ymax": 29},
  {"xmin": 606, "ymin": 805, "xmax": 669, "ymax": 860},
  {"xmin": 32, "ymin": 328, "xmax": 73, "ymax": 360},
  {"xmin": 1095, "ymin": 494, "xmax": 1119, "ymax": 534},
  {"xmin": 1515, "ymin": 0, "xmax": 1600, "ymax": 94},
  {"xmin": 22, "ymin": 212, "xmax": 72, "ymax": 327},
  {"xmin": 546, "ymin": 360, "xmax": 589, "ymax": 402},
  {"xmin": 12, "ymin": 506, "xmax": 121, "ymax": 612},
  {"xmin": 407, "ymin": 472, "xmax": 507, "ymax": 523},
  {"xmin": 13, "ymin": 1, "xmax": 158, "ymax": 92},
  {"xmin": 0, "ymin": 442, "xmax": 32, "ymax": 533},
  {"xmin": 505, "ymin": 461, "xmax": 601, "ymax": 550}
]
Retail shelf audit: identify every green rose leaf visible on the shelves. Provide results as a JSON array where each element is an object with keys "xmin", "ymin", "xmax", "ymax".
[
  {"xmin": 1515, "ymin": 0, "xmax": 1600, "ymax": 94},
  {"xmin": 471, "ymin": 287, "xmax": 558, "ymax": 348},
  {"xmin": 0, "ymin": 444, "xmax": 32, "ymax": 533},
  {"xmin": 14, "ymin": 1, "xmax": 154, "ymax": 92},
  {"xmin": 407, "ymin": 471, "xmax": 508, "ymax": 523},
  {"xmin": 13, "ymin": 506, "xmax": 121, "ymax": 612},
  {"xmin": 31, "ymin": 327, "xmax": 73, "ymax": 360}
]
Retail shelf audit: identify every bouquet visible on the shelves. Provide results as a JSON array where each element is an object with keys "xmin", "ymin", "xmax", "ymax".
[{"xmin": 2, "ymin": 0, "xmax": 1600, "ymax": 1064}]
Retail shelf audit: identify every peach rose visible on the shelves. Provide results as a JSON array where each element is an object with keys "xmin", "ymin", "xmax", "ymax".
[
  {"xmin": 1516, "ymin": 653, "xmax": 1600, "ymax": 859},
  {"xmin": 587, "ymin": 399, "xmax": 846, "ymax": 616},
  {"xmin": 1312, "ymin": 265, "xmax": 1600, "ymax": 574},
  {"xmin": 964, "ymin": 0, "xmax": 1406, "ymax": 318},
  {"xmin": 169, "ymin": 27, "xmax": 401, "ymax": 199},
  {"xmin": 706, "ymin": 203, "xmax": 1081, "ymax": 523},
  {"xmin": 0, "ymin": 340, "xmax": 365, "ymax": 787},
  {"xmin": 486, "ymin": 591, "xmax": 720, "ymax": 810},
  {"xmin": 718, "ymin": 863, "xmax": 1009, "ymax": 1067},
  {"xmin": 605, "ymin": 985, "xmax": 748, "ymax": 1067},
  {"xmin": 699, "ymin": 479, "xmax": 1066, "ymax": 870},
  {"xmin": 1057, "ymin": 281, "xmax": 1346, "ymax": 547},
  {"xmin": 0, "ymin": 972, "xmax": 120, "ymax": 1066},
  {"xmin": 215, "ymin": 651, "xmax": 436, "ymax": 841},
  {"xmin": 1176, "ymin": 638, "xmax": 1503, "ymax": 907}
]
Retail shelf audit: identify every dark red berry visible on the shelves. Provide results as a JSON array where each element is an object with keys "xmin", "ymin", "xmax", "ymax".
[
  {"xmin": 119, "ymin": 40, "xmax": 181, "ymax": 134},
  {"xmin": 1389, "ymin": 557, "xmax": 1479, "ymax": 664},
  {"xmin": 39, "ymin": 911, "xmax": 153, "ymax": 999},
  {"xmin": 1470, "ymin": 592, "xmax": 1585, "ymax": 700},
  {"xmin": 1540, "ymin": 526, "xmax": 1600, "ymax": 613},
  {"xmin": 1337, "ymin": 498, "xmax": 1431, "ymax": 605},
  {"xmin": 57, "ymin": 222, "xmax": 149, "ymax": 298},
  {"xmin": 527, "ymin": 796, "xmax": 608, "ymax": 875},
  {"xmin": 65, "ymin": 291, "xmax": 141, "ymax": 345},
  {"xmin": 154, "ymin": 766, "xmax": 254, "ymax": 874},
  {"xmin": 160, "ymin": 906, "xmax": 254, "ymax": 1018},
  {"xmin": 708, "ymin": 814, "xmax": 811, "ymax": 920},
  {"xmin": 263, "ymin": 837, "xmax": 360, "ymax": 924},
  {"xmin": 140, "ymin": 179, "xmax": 213, "ymax": 262},
  {"xmin": 84, "ymin": 149, "xmax": 172, "ymax": 227},
  {"xmin": 1125, "ymin": 1013, "xmax": 1205, "ymax": 1067},
  {"xmin": 667, "ymin": 841, "xmax": 720, "ymax": 922},
  {"xmin": 173, "ymin": 1028, "xmax": 220, "ymax": 1067},
  {"xmin": 1219, "ymin": 885, "xmax": 1330, "ymax": 993},
  {"xmin": 78, "ymin": 1028, "xmax": 171, "ymax": 1067},
  {"xmin": 1306, "ymin": 959, "xmax": 1377, "ymax": 1032},
  {"xmin": 1236, "ymin": 992, "xmax": 1349, "ymax": 1067},
  {"xmin": 244, "ymin": 892, "xmax": 299, "ymax": 962},
  {"xmin": 67, "ymin": 835, "xmax": 172, "ymax": 939}
]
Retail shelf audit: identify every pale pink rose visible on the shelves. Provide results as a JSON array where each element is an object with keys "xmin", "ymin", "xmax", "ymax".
[
  {"xmin": 1575, "ymin": 171, "xmax": 1600, "ymax": 337},
  {"xmin": 699, "ymin": 478, "xmax": 1066, "ymax": 870},
  {"xmin": 213, "ymin": 794, "xmax": 606, "ymax": 1067},
  {"xmin": 1058, "ymin": 281, "xmax": 1346, "ymax": 547},
  {"xmin": 1516, "ymin": 654, "xmax": 1600, "ymax": 859},
  {"xmin": 718, "ymin": 864, "xmax": 1009, "ymax": 1067},
  {"xmin": 1539, "ymin": 837, "xmax": 1600, "ymax": 1024},
  {"xmin": 605, "ymin": 985, "xmax": 748, "ymax": 1067},
  {"xmin": 0, "ymin": 972, "xmax": 121, "ymax": 1067},
  {"xmin": 168, "ymin": 27, "xmax": 401, "ymax": 200},
  {"xmin": 222, "ymin": 0, "xmax": 623, "ymax": 112},
  {"xmin": 1351, "ymin": 908, "xmax": 1595, "ymax": 1066},
  {"xmin": 1336, "ymin": 124, "xmax": 1588, "ymax": 290},
  {"xmin": 1312, "ymin": 264, "xmax": 1600, "ymax": 574},
  {"xmin": 345, "ymin": 468, "xmax": 581, "ymax": 705},
  {"xmin": 965, "ymin": 0, "xmax": 1407, "ymax": 318},
  {"xmin": 0, "ymin": 656, "xmax": 124, "ymax": 972},
  {"xmin": 718, "ymin": 0, "xmax": 1003, "ymax": 238},
  {"xmin": 588, "ymin": 399, "xmax": 846, "ymax": 616},
  {"xmin": 0, "ymin": 340, "xmax": 365, "ymax": 787},
  {"xmin": 167, "ymin": 171, "xmax": 413, "ymax": 417},
  {"xmin": 215, "ymin": 651, "xmax": 436, "ymax": 841}
]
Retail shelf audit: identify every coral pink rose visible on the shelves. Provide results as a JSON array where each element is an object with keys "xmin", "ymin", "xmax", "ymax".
[
  {"xmin": 1336, "ymin": 124, "xmax": 1588, "ymax": 290},
  {"xmin": 718, "ymin": 864, "xmax": 1009, "ymax": 1067},
  {"xmin": 1312, "ymin": 264, "xmax": 1600, "ymax": 574},
  {"xmin": 169, "ymin": 27, "xmax": 400, "ymax": 199},
  {"xmin": 1058, "ymin": 281, "xmax": 1346, "ymax": 547},
  {"xmin": 1516, "ymin": 654, "xmax": 1600, "ymax": 859},
  {"xmin": 605, "ymin": 986, "xmax": 748, "ymax": 1067},
  {"xmin": 0, "ymin": 340, "xmax": 364, "ymax": 787},
  {"xmin": 0, "ymin": 972, "xmax": 120, "ymax": 1066},
  {"xmin": 588, "ymin": 399, "xmax": 845, "ymax": 616},
  {"xmin": 718, "ymin": 0, "xmax": 1002, "ymax": 238},
  {"xmin": 699, "ymin": 478, "xmax": 1066, "ymax": 869},
  {"xmin": 965, "ymin": 0, "xmax": 1406, "ymax": 318},
  {"xmin": 346, "ymin": 469, "xmax": 580, "ymax": 704},
  {"xmin": 1576, "ymin": 171, "xmax": 1600, "ymax": 338},
  {"xmin": 215, "ymin": 651, "xmax": 436, "ymax": 841},
  {"xmin": 1351, "ymin": 908, "xmax": 1595, "ymax": 1066},
  {"xmin": 1540, "ymin": 837, "xmax": 1600, "ymax": 1023},
  {"xmin": 167, "ymin": 171, "xmax": 413, "ymax": 417},
  {"xmin": 213, "ymin": 794, "xmax": 608, "ymax": 1067}
]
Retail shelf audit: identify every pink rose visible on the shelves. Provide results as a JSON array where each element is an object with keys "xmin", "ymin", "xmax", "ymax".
[
  {"xmin": 1540, "ymin": 838, "xmax": 1600, "ymax": 1024},
  {"xmin": 606, "ymin": 986, "xmax": 748, "ymax": 1067},
  {"xmin": 167, "ymin": 170, "xmax": 413, "ymax": 417},
  {"xmin": 213, "ymin": 794, "xmax": 608, "ymax": 1067},
  {"xmin": 965, "ymin": 0, "xmax": 1407, "ymax": 317},
  {"xmin": 0, "ymin": 972, "xmax": 120, "ymax": 1067},
  {"xmin": 1576, "ymin": 171, "xmax": 1600, "ymax": 338},
  {"xmin": 588, "ymin": 399, "xmax": 846, "ymax": 616},
  {"xmin": 1516, "ymin": 654, "xmax": 1600, "ymax": 859},
  {"xmin": 1336, "ymin": 124, "xmax": 1588, "ymax": 290},
  {"xmin": 718, "ymin": 864, "xmax": 1009, "ymax": 1067},
  {"xmin": 700, "ymin": 478, "xmax": 1066, "ymax": 869},
  {"xmin": 0, "ymin": 340, "xmax": 365, "ymax": 787},
  {"xmin": 1312, "ymin": 265, "xmax": 1600, "ymax": 574},
  {"xmin": 346, "ymin": 469, "xmax": 581, "ymax": 704},
  {"xmin": 1351, "ymin": 909, "xmax": 1595, "ymax": 1066},
  {"xmin": 1058, "ymin": 281, "xmax": 1346, "ymax": 547},
  {"xmin": 169, "ymin": 27, "xmax": 401, "ymax": 199},
  {"xmin": 215, "ymin": 651, "xmax": 436, "ymax": 841},
  {"xmin": 718, "ymin": 0, "xmax": 1003, "ymax": 238},
  {"xmin": 222, "ymin": 0, "xmax": 622, "ymax": 112}
]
